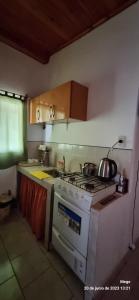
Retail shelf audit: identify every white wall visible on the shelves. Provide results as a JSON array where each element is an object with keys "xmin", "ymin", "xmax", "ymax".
[
  {"xmin": 128, "ymin": 92, "xmax": 139, "ymax": 243},
  {"xmin": 0, "ymin": 42, "xmax": 48, "ymax": 195},
  {"xmin": 0, "ymin": 167, "xmax": 17, "ymax": 197},
  {"xmin": 0, "ymin": 42, "xmax": 48, "ymax": 142},
  {"xmin": 0, "ymin": 42, "xmax": 48, "ymax": 96},
  {"xmin": 43, "ymin": 1, "xmax": 139, "ymax": 149}
]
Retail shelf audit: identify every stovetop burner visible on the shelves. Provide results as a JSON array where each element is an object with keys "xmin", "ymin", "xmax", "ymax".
[
  {"xmin": 69, "ymin": 176, "xmax": 76, "ymax": 182},
  {"xmin": 60, "ymin": 172, "xmax": 115, "ymax": 193},
  {"xmin": 84, "ymin": 183, "xmax": 94, "ymax": 190}
]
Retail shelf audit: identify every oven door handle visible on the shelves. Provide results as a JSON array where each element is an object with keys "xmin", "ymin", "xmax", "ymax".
[
  {"xmin": 54, "ymin": 191, "xmax": 86, "ymax": 215},
  {"xmin": 53, "ymin": 227, "xmax": 74, "ymax": 253},
  {"xmin": 59, "ymin": 234, "xmax": 74, "ymax": 253}
]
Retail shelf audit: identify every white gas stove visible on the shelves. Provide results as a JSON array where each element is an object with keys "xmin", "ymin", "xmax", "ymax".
[
  {"xmin": 52, "ymin": 173, "xmax": 116, "ymax": 282},
  {"xmin": 54, "ymin": 173, "xmax": 116, "ymax": 212}
]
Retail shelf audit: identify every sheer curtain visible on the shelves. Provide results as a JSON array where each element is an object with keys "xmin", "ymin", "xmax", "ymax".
[{"xmin": 0, "ymin": 95, "xmax": 27, "ymax": 169}]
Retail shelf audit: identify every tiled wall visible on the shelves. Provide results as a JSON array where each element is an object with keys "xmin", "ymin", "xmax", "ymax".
[
  {"xmin": 47, "ymin": 143, "xmax": 132, "ymax": 178},
  {"xmin": 27, "ymin": 141, "xmax": 132, "ymax": 178},
  {"xmin": 27, "ymin": 141, "xmax": 43, "ymax": 159}
]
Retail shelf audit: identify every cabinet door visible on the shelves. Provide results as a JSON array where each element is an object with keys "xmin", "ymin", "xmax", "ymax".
[
  {"xmin": 29, "ymin": 97, "xmax": 40, "ymax": 124},
  {"xmin": 37, "ymin": 104, "xmax": 51, "ymax": 123},
  {"xmin": 40, "ymin": 82, "xmax": 71, "ymax": 120},
  {"xmin": 30, "ymin": 97, "xmax": 51, "ymax": 124},
  {"xmin": 39, "ymin": 99, "xmax": 55, "ymax": 123}
]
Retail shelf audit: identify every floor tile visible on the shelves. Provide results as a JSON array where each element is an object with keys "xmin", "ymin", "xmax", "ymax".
[
  {"xmin": 63, "ymin": 269, "xmax": 84, "ymax": 300},
  {"xmin": 24, "ymin": 267, "xmax": 72, "ymax": 300},
  {"xmin": 108, "ymin": 257, "xmax": 139, "ymax": 296},
  {"xmin": 12, "ymin": 246, "xmax": 50, "ymax": 287},
  {"xmin": 101, "ymin": 249, "xmax": 139, "ymax": 300},
  {"xmin": 37, "ymin": 240, "xmax": 48, "ymax": 254},
  {"xmin": 0, "ymin": 277, "xmax": 24, "ymax": 300},
  {"xmin": 46, "ymin": 248, "xmax": 70, "ymax": 278},
  {"xmin": 3, "ymin": 230, "xmax": 37, "ymax": 260},
  {"xmin": 0, "ymin": 212, "xmax": 27, "ymax": 240},
  {"xmin": 0, "ymin": 239, "xmax": 14, "ymax": 284},
  {"xmin": 130, "ymin": 277, "xmax": 139, "ymax": 300},
  {"xmin": 21, "ymin": 217, "xmax": 34, "ymax": 234}
]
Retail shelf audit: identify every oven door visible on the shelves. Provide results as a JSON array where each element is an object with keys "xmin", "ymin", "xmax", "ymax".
[
  {"xmin": 53, "ymin": 192, "xmax": 90, "ymax": 258},
  {"xmin": 52, "ymin": 227, "xmax": 86, "ymax": 283}
]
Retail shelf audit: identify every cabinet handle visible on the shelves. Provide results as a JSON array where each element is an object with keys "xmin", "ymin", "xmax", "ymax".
[
  {"xmin": 37, "ymin": 109, "xmax": 40, "ymax": 121},
  {"xmin": 52, "ymin": 105, "xmax": 55, "ymax": 118},
  {"xmin": 49, "ymin": 105, "xmax": 55, "ymax": 120},
  {"xmin": 48, "ymin": 106, "xmax": 51, "ymax": 120}
]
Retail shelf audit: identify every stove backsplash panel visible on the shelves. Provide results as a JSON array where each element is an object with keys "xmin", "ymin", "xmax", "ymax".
[
  {"xmin": 27, "ymin": 141, "xmax": 43, "ymax": 159},
  {"xmin": 44, "ymin": 142, "xmax": 132, "ymax": 178}
]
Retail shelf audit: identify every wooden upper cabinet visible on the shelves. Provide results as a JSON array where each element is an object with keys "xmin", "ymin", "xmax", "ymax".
[
  {"xmin": 29, "ymin": 81, "xmax": 88, "ymax": 124},
  {"xmin": 30, "ymin": 97, "xmax": 40, "ymax": 124}
]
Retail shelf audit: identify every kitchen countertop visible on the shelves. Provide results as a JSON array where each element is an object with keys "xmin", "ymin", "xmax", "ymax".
[{"xmin": 17, "ymin": 165, "xmax": 56, "ymax": 191}]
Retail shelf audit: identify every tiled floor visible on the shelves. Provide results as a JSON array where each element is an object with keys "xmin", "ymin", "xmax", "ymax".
[
  {"xmin": 1, "ymin": 210, "xmax": 139, "ymax": 300},
  {"xmin": 98, "ymin": 243, "xmax": 139, "ymax": 300},
  {"xmin": 0, "ymin": 210, "xmax": 84, "ymax": 300}
]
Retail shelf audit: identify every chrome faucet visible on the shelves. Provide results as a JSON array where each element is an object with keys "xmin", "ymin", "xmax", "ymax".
[
  {"xmin": 63, "ymin": 156, "xmax": 65, "ymax": 172},
  {"xmin": 80, "ymin": 163, "xmax": 83, "ymax": 174}
]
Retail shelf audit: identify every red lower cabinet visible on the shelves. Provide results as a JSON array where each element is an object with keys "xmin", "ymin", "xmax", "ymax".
[{"xmin": 19, "ymin": 174, "xmax": 47, "ymax": 240}]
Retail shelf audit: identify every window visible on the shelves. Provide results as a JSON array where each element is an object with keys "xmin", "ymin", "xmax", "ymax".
[{"xmin": 0, "ymin": 95, "xmax": 26, "ymax": 169}]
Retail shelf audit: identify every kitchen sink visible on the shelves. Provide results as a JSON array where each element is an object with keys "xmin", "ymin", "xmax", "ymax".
[
  {"xmin": 42, "ymin": 169, "xmax": 70, "ymax": 178},
  {"xmin": 42, "ymin": 169, "xmax": 60, "ymax": 178}
]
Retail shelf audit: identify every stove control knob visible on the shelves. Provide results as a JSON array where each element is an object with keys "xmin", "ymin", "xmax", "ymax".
[
  {"xmin": 75, "ymin": 192, "xmax": 78, "ymax": 199},
  {"xmin": 69, "ymin": 190, "xmax": 73, "ymax": 197},
  {"xmin": 62, "ymin": 186, "xmax": 66, "ymax": 192},
  {"xmin": 58, "ymin": 184, "xmax": 61, "ymax": 190}
]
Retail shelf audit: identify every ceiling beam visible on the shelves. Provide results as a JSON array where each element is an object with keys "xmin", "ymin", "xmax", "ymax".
[{"xmin": 0, "ymin": 29, "xmax": 50, "ymax": 64}]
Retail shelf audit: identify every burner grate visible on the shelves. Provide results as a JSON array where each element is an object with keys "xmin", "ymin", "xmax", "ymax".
[{"xmin": 60, "ymin": 173, "xmax": 114, "ymax": 193}]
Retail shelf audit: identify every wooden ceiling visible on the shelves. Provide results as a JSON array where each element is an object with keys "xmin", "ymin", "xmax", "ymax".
[{"xmin": 0, "ymin": 0, "xmax": 137, "ymax": 64}]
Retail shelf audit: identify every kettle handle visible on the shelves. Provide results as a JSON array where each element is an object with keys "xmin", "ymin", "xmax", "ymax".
[
  {"xmin": 84, "ymin": 162, "xmax": 96, "ymax": 166},
  {"xmin": 110, "ymin": 160, "xmax": 117, "ymax": 178},
  {"xmin": 84, "ymin": 162, "xmax": 90, "ymax": 166}
]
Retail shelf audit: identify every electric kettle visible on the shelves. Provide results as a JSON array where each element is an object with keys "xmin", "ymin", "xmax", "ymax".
[{"xmin": 98, "ymin": 158, "xmax": 117, "ymax": 180}]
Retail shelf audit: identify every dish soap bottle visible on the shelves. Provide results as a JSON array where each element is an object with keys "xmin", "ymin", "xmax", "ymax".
[{"xmin": 116, "ymin": 169, "xmax": 128, "ymax": 194}]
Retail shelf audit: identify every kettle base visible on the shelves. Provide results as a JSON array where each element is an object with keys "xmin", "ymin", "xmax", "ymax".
[{"xmin": 97, "ymin": 176, "xmax": 114, "ymax": 182}]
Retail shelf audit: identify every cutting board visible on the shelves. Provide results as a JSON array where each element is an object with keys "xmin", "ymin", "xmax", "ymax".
[{"xmin": 30, "ymin": 171, "xmax": 52, "ymax": 180}]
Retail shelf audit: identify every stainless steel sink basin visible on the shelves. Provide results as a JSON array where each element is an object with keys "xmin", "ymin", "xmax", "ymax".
[
  {"xmin": 42, "ymin": 169, "xmax": 60, "ymax": 178},
  {"xmin": 42, "ymin": 169, "xmax": 70, "ymax": 178}
]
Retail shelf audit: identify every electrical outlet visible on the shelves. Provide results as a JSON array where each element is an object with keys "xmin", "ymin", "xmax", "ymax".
[{"xmin": 118, "ymin": 136, "xmax": 126, "ymax": 147}]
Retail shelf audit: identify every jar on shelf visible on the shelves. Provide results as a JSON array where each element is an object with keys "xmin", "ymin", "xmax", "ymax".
[{"xmin": 116, "ymin": 170, "xmax": 128, "ymax": 194}]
